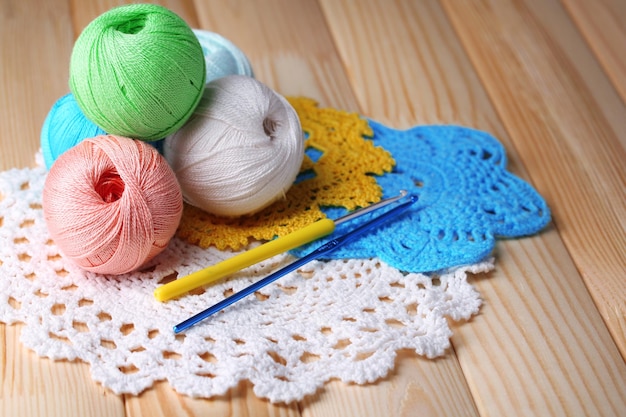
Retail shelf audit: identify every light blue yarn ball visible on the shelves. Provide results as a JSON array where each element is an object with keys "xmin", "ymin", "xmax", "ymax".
[
  {"xmin": 193, "ymin": 29, "xmax": 254, "ymax": 83},
  {"xmin": 41, "ymin": 93, "xmax": 107, "ymax": 169}
]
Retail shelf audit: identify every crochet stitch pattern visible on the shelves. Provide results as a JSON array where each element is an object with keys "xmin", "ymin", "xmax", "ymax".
[
  {"xmin": 0, "ymin": 160, "xmax": 492, "ymax": 403},
  {"xmin": 291, "ymin": 121, "xmax": 551, "ymax": 272},
  {"xmin": 177, "ymin": 97, "xmax": 395, "ymax": 250}
]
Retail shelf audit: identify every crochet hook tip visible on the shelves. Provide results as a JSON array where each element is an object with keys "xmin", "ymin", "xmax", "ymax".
[{"xmin": 333, "ymin": 190, "xmax": 409, "ymax": 226}]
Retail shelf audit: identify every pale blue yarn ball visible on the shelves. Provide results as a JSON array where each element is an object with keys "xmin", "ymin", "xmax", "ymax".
[
  {"xmin": 193, "ymin": 29, "xmax": 254, "ymax": 83},
  {"xmin": 41, "ymin": 93, "xmax": 106, "ymax": 169}
]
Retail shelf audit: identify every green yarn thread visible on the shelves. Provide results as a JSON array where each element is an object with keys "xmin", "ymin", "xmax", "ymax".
[{"xmin": 69, "ymin": 4, "xmax": 206, "ymax": 141}]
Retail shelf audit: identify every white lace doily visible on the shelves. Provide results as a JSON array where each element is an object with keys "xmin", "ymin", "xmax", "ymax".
[{"xmin": 0, "ymin": 161, "xmax": 493, "ymax": 403}]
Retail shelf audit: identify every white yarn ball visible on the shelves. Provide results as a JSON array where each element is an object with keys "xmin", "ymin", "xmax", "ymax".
[{"xmin": 164, "ymin": 75, "xmax": 304, "ymax": 217}]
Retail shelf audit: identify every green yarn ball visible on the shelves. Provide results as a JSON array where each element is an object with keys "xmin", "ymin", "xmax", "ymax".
[{"xmin": 69, "ymin": 4, "xmax": 206, "ymax": 141}]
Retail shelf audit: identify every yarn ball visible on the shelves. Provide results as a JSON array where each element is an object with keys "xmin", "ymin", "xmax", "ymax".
[
  {"xmin": 69, "ymin": 3, "xmax": 206, "ymax": 141},
  {"xmin": 193, "ymin": 29, "xmax": 254, "ymax": 83},
  {"xmin": 43, "ymin": 135, "xmax": 183, "ymax": 275},
  {"xmin": 164, "ymin": 75, "xmax": 304, "ymax": 217},
  {"xmin": 40, "ymin": 93, "xmax": 107, "ymax": 170}
]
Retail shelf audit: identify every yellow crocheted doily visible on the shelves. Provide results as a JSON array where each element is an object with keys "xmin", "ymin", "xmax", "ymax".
[{"xmin": 176, "ymin": 97, "xmax": 395, "ymax": 250}]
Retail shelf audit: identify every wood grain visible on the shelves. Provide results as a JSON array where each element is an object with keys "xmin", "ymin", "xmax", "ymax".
[
  {"xmin": 457, "ymin": 235, "xmax": 626, "ymax": 416},
  {"xmin": 320, "ymin": 0, "xmax": 503, "ymax": 131},
  {"xmin": 1, "ymin": 325, "xmax": 124, "ymax": 417},
  {"xmin": 320, "ymin": 0, "xmax": 626, "ymax": 415},
  {"xmin": 192, "ymin": 0, "xmax": 356, "ymax": 110},
  {"xmin": 561, "ymin": 0, "xmax": 626, "ymax": 102},
  {"xmin": 0, "ymin": 0, "xmax": 74, "ymax": 170},
  {"xmin": 69, "ymin": 0, "xmax": 200, "ymax": 35},
  {"xmin": 300, "ymin": 352, "xmax": 479, "ymax": 417},
  {"xmin": 439, "ymin": 0, "xmax": 626, "ymax": 356},
  {"xmin": 124, "ymin": 381, "xmax": 300, "ymax": 417}
]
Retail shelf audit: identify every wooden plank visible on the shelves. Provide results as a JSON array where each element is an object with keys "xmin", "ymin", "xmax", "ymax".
[
  {"xmin": 68, "ymin": 0, "xmax": 201, "ymax": 35},
  {"xmin": 0, "ymin": 1, "xmax": 126, "ymax": 416},
  {"xmin": 300, "ymin": 352, "xmax": 479, "ymax": 417},
  {"xmin": 454, "ymin": 236, "xmax": 626, "ymax": 416},
  {"xmin": 318, "ymin": 0, "xmax": 508, "ymax": 130},
  {"xmin": 124, "ymin": 381, "xmax": 300, "ymax": 417},
  {"xmin": 319, "ymin": 0, "xmax": 626, "ymax": 415},
  {"xmin": 193, "ymin": 0, "xmax": 356, "ymax": 110},
  {"xmin": 0, "ymin": 0, "xmax": 73, "ymax": 170},
  {"xmin": 561, "ymin": 0, "xmax": 626, "ymax": 102},
  {"xmin": 438, "ymin": 0, "xmax": 626, "ymax": 355},
  {"xmin": 190, "ymin": 1, "xmax": 480, "ymax": 416},
  {"xmin": 1, "ymin": 325, "xmax": 125, "ymax": 417}
]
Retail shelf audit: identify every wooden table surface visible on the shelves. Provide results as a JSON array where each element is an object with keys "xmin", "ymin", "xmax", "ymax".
[{"xmin": 1, "ymin": 0, "xmax": 625, "ymax": 416}]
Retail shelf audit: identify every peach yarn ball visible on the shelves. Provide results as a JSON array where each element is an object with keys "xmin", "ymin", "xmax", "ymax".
[{"xmin": 43, "ymin": 135, "xmax": 183, "ymax": 275}]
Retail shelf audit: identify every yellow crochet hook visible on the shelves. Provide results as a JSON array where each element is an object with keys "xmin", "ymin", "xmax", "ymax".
[{"xmin": 154, "ymin": 190, "xmax": 407, "ymax": 302}]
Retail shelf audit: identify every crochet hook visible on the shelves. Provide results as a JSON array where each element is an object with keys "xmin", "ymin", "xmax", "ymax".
[
  {"xmin": 173, "ymin": 194, "xmax": 417, "ymax": 333},
  {"xmin": 154, "ymin": 191, "xmax": 407, "ymax": 302}
]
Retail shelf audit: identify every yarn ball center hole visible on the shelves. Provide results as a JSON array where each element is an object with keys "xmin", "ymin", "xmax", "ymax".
[
  {"xmin": 114, "ymin": 15, "xmax": 147, "ymax": 35},
  {"xmin": 263, "ymin": 117, "xmax": 278, "ymax": 140},
  {"xmin": 95, "ymin": 169, "xmax": 125, "ymax": 203}
]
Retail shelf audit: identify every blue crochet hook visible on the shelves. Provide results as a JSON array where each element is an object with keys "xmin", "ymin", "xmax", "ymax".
[{"xmin": 173, "ymin": 194, "xmax": 418, "ymax": 333}]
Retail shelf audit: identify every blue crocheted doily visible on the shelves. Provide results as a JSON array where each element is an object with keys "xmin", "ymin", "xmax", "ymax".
[{"xmin": 291, "ymin": 121, "xmax": 551, "ymax": 272}]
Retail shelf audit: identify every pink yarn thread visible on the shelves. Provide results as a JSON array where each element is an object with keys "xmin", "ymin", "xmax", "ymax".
[{"xmin": 43, "ymin": 135, "xmax": 183, "ymax": 275}]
